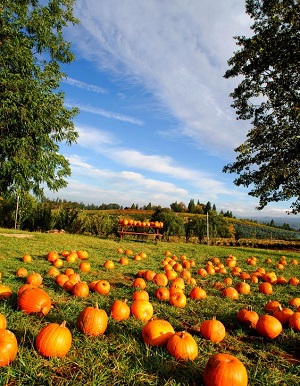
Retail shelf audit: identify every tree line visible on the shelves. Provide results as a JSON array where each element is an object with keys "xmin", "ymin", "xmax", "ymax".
[{"xmin": 0, "ymin": 193, "xmax": 298, "ymax": 243}]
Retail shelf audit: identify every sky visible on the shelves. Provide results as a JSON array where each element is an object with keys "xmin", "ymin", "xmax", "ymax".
[{"xmin": 46, "ymin": 0, "xmax": 299, "ymax": 222}]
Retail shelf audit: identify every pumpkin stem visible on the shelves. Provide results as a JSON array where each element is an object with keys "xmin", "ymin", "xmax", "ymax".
[
  {"xmin": 60, "ymin": 320, "xmax": 67, "ymax": 328},
  {"xmin": 95, "ymin": 302, "xmax": 99, "ymax": 309}
]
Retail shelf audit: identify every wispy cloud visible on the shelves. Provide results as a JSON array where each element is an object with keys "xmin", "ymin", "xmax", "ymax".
[
  {"xmin": 68, "ymin": 0, "xmax": 252, "ymax": 156},
  {"xmin": 63, "ymin": 77, "xmax": 107, "ymax": 94},
  {"xmin": 65, "ymin": 101, "xmax": 144, "ymax": 125}
]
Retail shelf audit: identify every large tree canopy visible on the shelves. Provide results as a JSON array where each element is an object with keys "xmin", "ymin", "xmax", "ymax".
[
  {"xmin": 223, "ymin": 0, "xmax": 300, "ymax": 214},
  {"xmin": 0, "ymin": 0, "xmax": 79, "ymax": 198}
]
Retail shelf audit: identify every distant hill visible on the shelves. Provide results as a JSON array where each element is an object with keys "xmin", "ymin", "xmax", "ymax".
[{"xmin": 245, "ymin": 216, "xmax": 300, "ymax": 231}]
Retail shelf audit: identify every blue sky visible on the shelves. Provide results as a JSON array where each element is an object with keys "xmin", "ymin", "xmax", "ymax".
[{"xmin": 46, "ymin": 0, "xmax": 298, "ymax": 221}]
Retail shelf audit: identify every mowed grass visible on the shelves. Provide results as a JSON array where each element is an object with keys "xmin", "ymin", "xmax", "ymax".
[{"xmin": 0, "ymin": 228, "xmax": 300, "ymax": 385}]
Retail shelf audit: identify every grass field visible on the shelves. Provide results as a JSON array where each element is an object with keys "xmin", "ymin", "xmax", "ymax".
[{"xmin": 0, "ymin": 228, "xmax": 300, "ymax": 385}]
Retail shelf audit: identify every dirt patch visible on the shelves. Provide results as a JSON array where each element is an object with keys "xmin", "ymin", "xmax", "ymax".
[{"xmin": 0, "ymin": 233, "xmax": 34, "ymax": 238}]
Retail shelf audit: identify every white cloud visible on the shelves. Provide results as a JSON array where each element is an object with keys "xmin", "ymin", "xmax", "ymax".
[
  {"xmin": 68, "ymin": 0, "xmax": 253, "ymax": 156},
  {"xmin": 63, "ymin": 77, "xmax": 107, "ymax": 94}
]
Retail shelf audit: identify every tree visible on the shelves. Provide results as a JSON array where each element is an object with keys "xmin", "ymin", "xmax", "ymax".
[
  {"xmin": 0, "ymin": 1, "xmax": 79, "ymax": 199},
  {"xmin": 223, "ymin": 0, "xmax": 300, "ymax": 214},
  {"xmin": 188, "ymin": 199, "xmax": 195, "ymax": 213}
]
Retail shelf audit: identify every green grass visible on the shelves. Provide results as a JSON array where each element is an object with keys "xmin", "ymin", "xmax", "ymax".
[{"xmin": 1, "ymin": 228, "xmax": 300, "ymax": 385}]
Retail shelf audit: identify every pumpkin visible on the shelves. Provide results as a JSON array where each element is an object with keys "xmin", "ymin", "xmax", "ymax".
[
  {"xmin": 200, "ymin": 316, "xmax": 226, "ymax": 343},
  {"xmin": 155, "ymin": 287, "xmax": 170, "ymax": 301},
  {"xmin": 288, "ymin": 312, "xmax": 300, "ymax": 331},
  {"xmin": 0, "ymin": 284, "xmax": 12, "ymax": 300},
  {"xmin": 22, "ymin": 254, "xmax": 32, "ymax": 263},
  {"xmin": 203, "ymin": 353, "xmax": 248, "ymax": 386},
  {"xmin": 258, "ymin": 282, "xmax": 273, "ymax": 295},
  {"xmin": 143, "ymin": 270, "xmax": 156, "ymax": 281},
  {"xmin": 104, "ymin": 260, "xmax": 115, "ymax": 269},
  {"xmin": 289, "ymin": 297, "xmax": 300, "ymax": 308},
  {"xmin": 222, "ymin": 287, "xmax": 239, "ymax": 300},
  {"xmin": 72, "ymin": 282, "xmax": 89, "ymax": 298},
  {"xmin": 46, "ymin": 250, "xmax": 59, "ymax": 262},
  {"xmin": 264, "ymin": 300, "xmax": 281, "ymax": 313},
  {"xmin": 47, "ymin": 267, "xmax": 60, "ymax": 277},
  {"xmin": 94, "ymin": 280, "xmax": 111, "ymax": 295},
  {"xmin": 152, "ymin": 273, "xmax": 168, "ymax": 287},
  {"xmin": 237, "ymin": 306, "xmax": 259, "ymax": 328},
  {"xmin": 0, "ymin": 329, "xmax": 18, "ymax": 367},
  {"xmin": 132, "ymin": 290, "xmax": 149, "ymax": 301},
  {"xmin": 16, "ymin": 267, "xmax": 28, "ymax": 278},
  {"xmin": 35, "ymin": 321, "xmax": 72, "ymax": 358},
  {"xmin": 235, "ymin": 281, "xmax": 251, "ymax": 295},
  {"xmin": 273, "ymin": 307, "xmax": 294, "ymax": 324},
  {"xmin": 79, "ymin": 261, "xmax": 91, "ymax": 272},
  {"xmin": 189, "ymin": 287, "xmax": 207, "ymax": 300},
  {"xmin": 77, "ymin": 250, "xmax": 89, "ymax": 260},
  {"xmin": 55, "ymin": 274, "xmax": 69, "ymax": 287},
  {"xmin": 17, "ymin": 287, "xmax": 51, "ymax": 317},
  {"xmin": 130, "ymin": 300, "xmax": 153, "ymax": 322},
  {"xmin": 26, "ymin": 272, "xmax": 43, "ymax": 287},
  {"xmin": 288, "ymin": 277, "xmax": 299, "ymax": 286},
  {"xmin": 169, "ymin": 292, "xmax": 187, "ymax": 308},
  {"xmin": 119, "ymin": 256, "xmax": 129, "ymax": 265},
  {"xmin": 17, "ymin": 283, "xmax": 36, "ymax": 296},
  {"xmin": 132, "ymin": 278, "xmax": 147, "ymax": 290},
  {"xmin": 142, "ymin": 319, "xmax": 175, "ymax": 346},
  {"xmin": 256, "ymin": 314, "xmax": 282, "ymax": 339},
  {"xmin": 0, "ymin": 314, "xmax": 7, "ymax": 329},
  {"xmin": 76, "ymin": 303, "xmax": 108, "ymax": 336},
  {"xmin": 52, "ymin": 257, "xmax": 64, "ymax": 268},
  {"xmin": 166, "ymin": 331, "xmax": 198, "ymax": 361},
  {"xmin": 110, "ymin": 299, "xmax": 130, "ymax": 321}
]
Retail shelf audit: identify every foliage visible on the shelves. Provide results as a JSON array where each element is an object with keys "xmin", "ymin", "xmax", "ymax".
[
  {"xmin": 224, "ymin": 0, "xmax": 300, "ymax": 214},
  {"xmin": 0, "ymin": 0, "xmax": 79, "ymax": 198},
  {"xmin": 151, "ymin": 207, "xmax": 185, "ymax": 240}
]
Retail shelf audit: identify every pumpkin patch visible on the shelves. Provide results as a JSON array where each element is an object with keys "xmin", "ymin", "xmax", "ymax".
[{"xmin": 0, "ymin": 237, "xmax": 300, "ymax": 384}]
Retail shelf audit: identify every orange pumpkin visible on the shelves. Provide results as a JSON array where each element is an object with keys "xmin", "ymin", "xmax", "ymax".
[
  {"xmin": 110, "ymin": 299, "xmax": 130, "ymax": 322},
  {"xmin": 237, "ymin": 306, "xmax": 259, "ymax": 328},
  {"xmin": 288, "ymin": 312, "xmax": 300, "ymax": 331},
  {"xmin": 0, "ymin": 314, "xmax": 7, "ymax": 329},
  {"xmin": 0, "ymin": 329, "xmax": 18, "ymax": 367},
  {"xmin": 26, "ymin": 272, "xmax": 43, "ymax": 287},
  {"xmin": 259, "ymin": 282, "xmax": 273, "ymax": 295},
  {"xmin": 76, "ymin": 303, "xmax": 108, "ymax": 336},
  {"xmin": 200, "ymin": 316, "xmax": 226, "ymax": 343},
  {"xmin": 155, "ymin": 287, "xmax": 170, "ymax": 301},
  {"xmin": 35, "ymin": 321, "xmax": 72, "ymax": 358},
  {"xmin": 17, "ymin": 287, "xmax": 51, "ymax": 317},
  {"xmin": 22, "ymin": 254, "xmax": 32, "ymax": 263},
  {"xmin": 77, "ymin": 250, "xmax": 89, "ymax": 260},
  {"xmin": 72, "ymin": 282, "xmax": 89, "ymax": 298},
  {"xmin": 203, "ymin": 353, "xmax": 248, "ymax": 386},
  {"xmin": 222, "ymin": 287, "xmax": 239, "ymax": 300},
  {"xmin": 142, "ymin": 319, "xmax": 175, "ymax": 346},
  {"xmin": 132, "ymin": 290, "xmax": 149, "ymax": 301},
  {"xmin": 166, "ymin": 331, "xmax": 198, "ymax": 361},
  {"xmin": 132, "ymin": 278, "xmax": 146, "ymax": 290},
  {"xmin": 94, "ymin": 280, "xmax": 110, "ymax": 295},
  {"xmin": 79, "ymin": 261, "xmax": 91, "ymax": 273},
  {"xmin": 189, "ymin": 287, "xmax": 207, "ymax": 300},
  {"xmin": 273, "ymin": 307, "xmax": 294, "ymax": 324},
  {"xmin": 130, "ymin": 300, "xmax": 153, "ymax": 322},
  {"xmin": 104, "ymin": 260, "xmax": 115, "ymax": 269},
  {"xmin": 256, "ymin": 314, "xmax": 282, "ymax": 339},
  {"xmin": 152, "ymin": 273, "xmax": 168, "ymax": 287},
  {"xmin": 169, "ymin": 292, "xmax": 187, "ymax": 308},
  {"xmin": 46, "ymin": 250, "xmax": 59, "ymax": 262},
  {"xmin": 16, "ymin": 267, "xmax": 28, "ymax": 278},
  {"xmin": 0, "ymin": 284, "xmax": 12, "ymax": 300}
]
